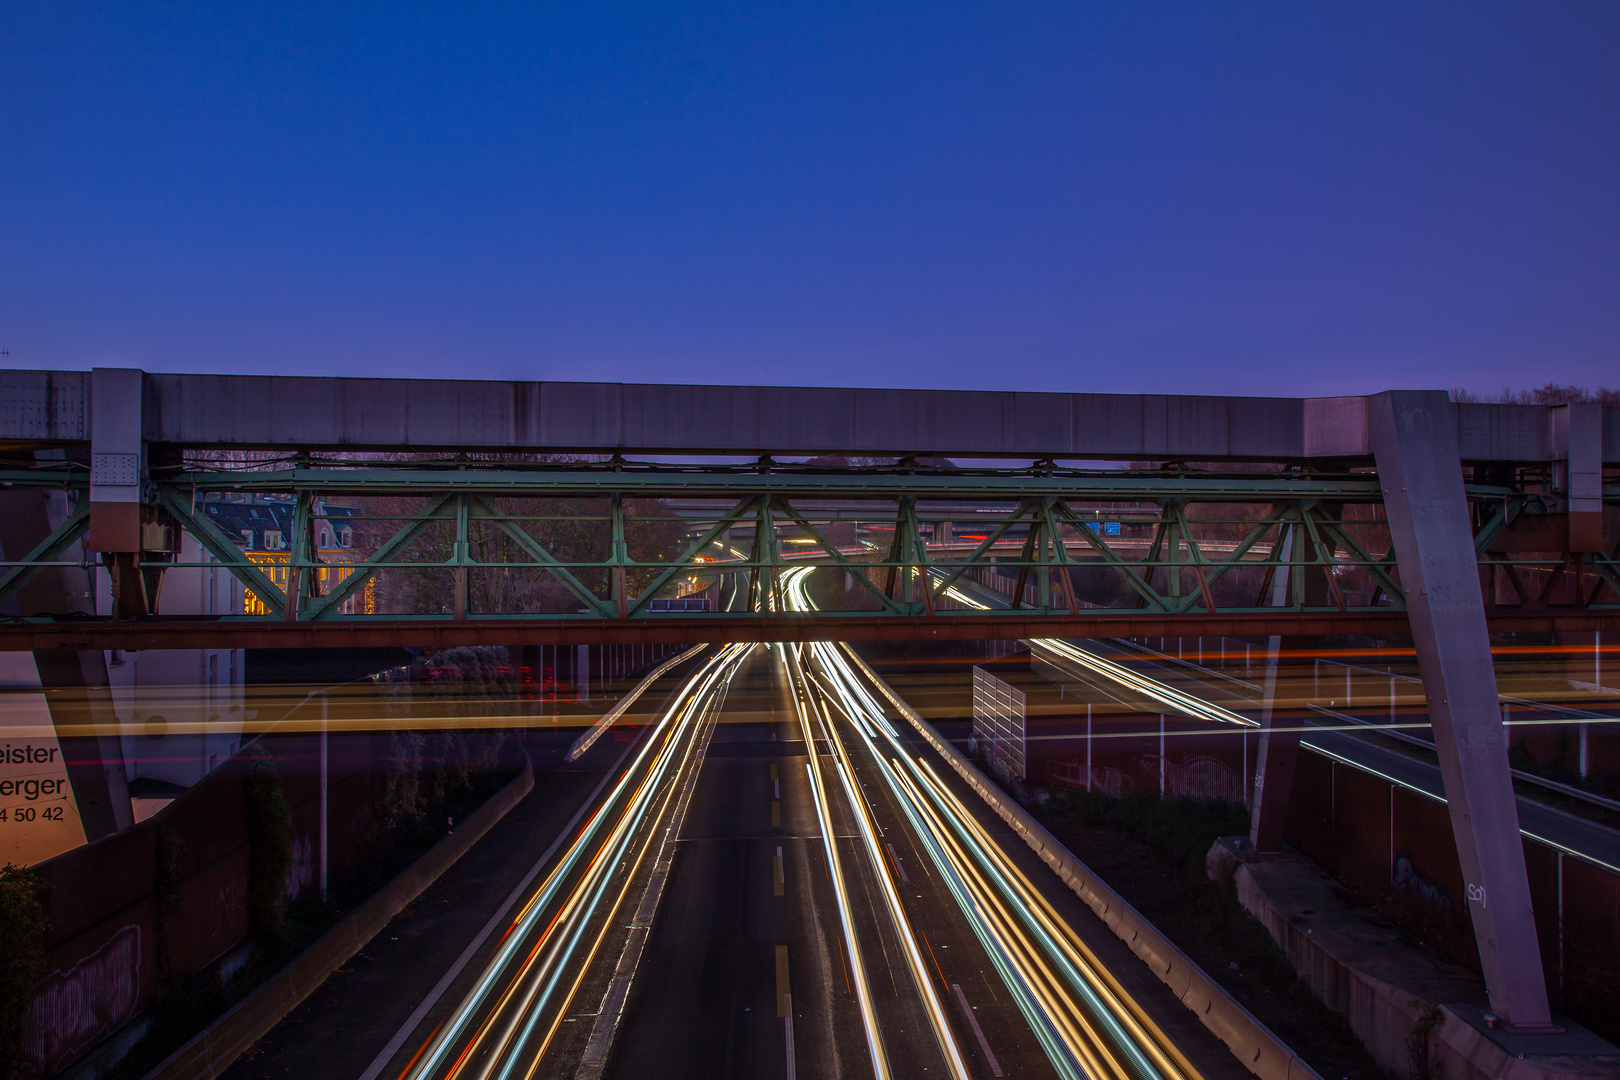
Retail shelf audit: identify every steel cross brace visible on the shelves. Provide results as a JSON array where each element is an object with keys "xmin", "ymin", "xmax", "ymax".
[
  {"xmin": 627, "ymin": 495, "xmax": 757, "ymax": 616},
  {"xmin": 158, "ymin": 489, "xmax": 290, "ymax": 618},
  {"xmin": 301, "ymin": 493, "xmax": 457, "ymax": 621},
  {"xmin": 1297, "ymin": 504, "xmax": 1347, "ymax": 612},
  {"xmin": 1180, "ymin": 505, "xmax": 1291, "ymax": 612},
  {"xmin": 1166, "ymin": 501, "xmax": 1219, "ymax": 613},
  {"xmin": 926, "ymin": 499, "xmax": 1036, "ymax": 604},
  {"xmin": 1039, "ymin": 499, "xmax": 1078, "ymax": 615},
  {"xmin": 899, "ymin": 496, "xmax": 935, "ymax": 615},
  {"xmin": 0, "ymin": 500, "xmax": 90, "ymax": 606},
  {"xmin": 468, "ymin": 496, "xmax": 613, "ymax": 618},
  {"xmin": 1056, "ymin": 501, "xmax": 1173, "ymax": 612},
  {"xmin": 1316, "ymin": 517, "xmax": 1404, "ymax": 607},
  {"xmin": 281, "ymin": 490, "xmax": 315, "ymax": 622},
  {"xmin": 775, "ymin": 500, "xmax": 904, "ymax": 615}
]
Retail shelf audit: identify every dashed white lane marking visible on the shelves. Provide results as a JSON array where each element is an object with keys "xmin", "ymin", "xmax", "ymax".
[
  {"xmin": 886, "ymin": 842, "xmax": 910, "ymax": 883},
  {"xmin": 952, "ymin": 982, "xmax": 1003, "ymax": 1077}
]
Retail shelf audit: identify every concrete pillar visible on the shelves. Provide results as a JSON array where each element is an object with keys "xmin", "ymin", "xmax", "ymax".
[
  {"xmin": 86, "ymin": 368, "xmax": 144, "ymax": 552},
  {"xmin": 85, "ymin": 368, "xmax": 166, "ymax": 617},
  {"xmin": 1370, "ymin": 390, "xmax": 1554, "ymax": 1030},
  {"xmin": 31, "ymin": 650, "xmax": 134, "ymax": 839}
]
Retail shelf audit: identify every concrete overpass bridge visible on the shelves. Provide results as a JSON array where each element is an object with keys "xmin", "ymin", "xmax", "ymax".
[{"xmin": 0, "ymin": 366, "xmax": 1616, "ymax": 1033}]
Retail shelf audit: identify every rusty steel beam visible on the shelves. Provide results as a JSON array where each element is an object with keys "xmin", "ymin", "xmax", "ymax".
[{"xmin": 0, "ymin": 609, "xmax": 1613, "ymax": 652}]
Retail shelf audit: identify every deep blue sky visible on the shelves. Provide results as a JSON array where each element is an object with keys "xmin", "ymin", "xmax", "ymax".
[{"xmin": 3, "ymin": 4, "xmax": 1617, "ymax": 396}]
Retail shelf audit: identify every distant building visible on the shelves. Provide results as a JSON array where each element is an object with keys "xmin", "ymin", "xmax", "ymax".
[{"xmin": 204, "ymin": 498, "xmax": 374, "ymax": 616}]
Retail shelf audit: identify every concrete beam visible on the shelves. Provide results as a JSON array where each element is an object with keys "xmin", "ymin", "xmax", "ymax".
[
  {"xmin": 3, "ymin": 369, "xmax": 1615, "ymax": 463},
  {"xmin": 1369, "ymin": 391, "xmax": 1554, "ymax": 1031},
  {"xmin": 0, "ymin": 369, "xmax": 86, "ymax": 441},
  {"xmin": 144, "ymin": 373, "xmax": 1317, "ymax": 458}
]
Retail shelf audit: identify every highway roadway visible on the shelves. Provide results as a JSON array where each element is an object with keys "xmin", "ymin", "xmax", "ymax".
[
  {"xmin": 289, "ymin": 566, "xmax": 1260, "ymax": 1080},
  {"xmin": 214, "ymin": 559, "xmax": 1287, "ymax": 1080},
  {"xmin": 230, "ymin": 562, "xmax": 1612, "ymax": 1080},
  {"xmin": 376, "ymin": 643, "xmax": 752, "ymax": 1080}
]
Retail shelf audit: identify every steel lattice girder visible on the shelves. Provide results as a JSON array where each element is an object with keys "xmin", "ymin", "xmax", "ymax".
[
  {"xmin": 2, "ymin": 462, "xmax": 1616, "ymax": 622},
  {"xmin": 178, "ymin": 472, "xmax": 1412, "ymax": 621}
]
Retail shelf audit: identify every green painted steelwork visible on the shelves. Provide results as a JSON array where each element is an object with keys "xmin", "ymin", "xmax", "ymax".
[
  {"xmin": 0, "ymin": 459, "xmax": 1614, "ymax": 624},
  {"xmin": 0, "ymin": 501, "xmax": 89, "ymax": 606}
]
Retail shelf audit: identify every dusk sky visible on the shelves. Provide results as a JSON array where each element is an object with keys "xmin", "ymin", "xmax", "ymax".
[{"xmin": 3, "ymin": 4, "xmax": 1617, "ymax": 397}]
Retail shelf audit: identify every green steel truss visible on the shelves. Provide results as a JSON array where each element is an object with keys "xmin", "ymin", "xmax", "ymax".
[{"xmin": 1, "ymin": 459, "xmax": 1615, "ymax": 622}]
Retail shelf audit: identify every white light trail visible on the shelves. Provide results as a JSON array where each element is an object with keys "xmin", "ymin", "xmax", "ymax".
[
  {"xmin": 941, "ymin": 579, "xmax": 1253, "ymax": 728},
  {"xmin": 404, "ymin": 643, "xmax": 754, "ymax": 1080},
  {"xmin": 783, "ymin": 566, "xmax": 1205, "ymax": 1080},
  {"xmin": 783, "ymin": 643, "xmax": 895, "ymax": 1080}
]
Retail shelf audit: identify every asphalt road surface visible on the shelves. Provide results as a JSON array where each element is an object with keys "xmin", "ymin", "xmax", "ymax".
[{"xmin": 226, "ymin": 631, "xmax": 1262, "ymax": 1080}]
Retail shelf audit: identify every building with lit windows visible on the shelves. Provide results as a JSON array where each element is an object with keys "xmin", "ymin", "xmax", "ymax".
[{"xmin": 203, "ymin": 497, "xmax": 375, "ymax": 615}]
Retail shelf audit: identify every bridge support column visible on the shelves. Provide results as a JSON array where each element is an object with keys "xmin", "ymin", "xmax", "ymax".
[
  {"xmin": 1371, "ymin": 390, "xmax": 1554, "ymax": 1030},
  {"xmin": 85, "ymin": 368, "xmax": 174, "ymax": 617}
]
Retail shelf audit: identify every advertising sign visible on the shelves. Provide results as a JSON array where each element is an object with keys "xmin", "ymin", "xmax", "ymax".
[{"xmin": 0, "ymin": 653, "xmax": 88, "ymax": 865}]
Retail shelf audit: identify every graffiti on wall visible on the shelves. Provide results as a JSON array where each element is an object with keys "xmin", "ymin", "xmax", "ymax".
[
  {"xmin": 1168, "ymin": 755, "xmax": 1241, "ymax": 804},
  {"xmin": 1393, "ymin": 855, "xmax": 1453, "ymax": 913},
  {"xmin": 24, "ymin": 924, "xmax": 142, "ymax": 1077},
  {"xmin": 286, "ymin": 833, "xmax": 314, "ymax": 900}
]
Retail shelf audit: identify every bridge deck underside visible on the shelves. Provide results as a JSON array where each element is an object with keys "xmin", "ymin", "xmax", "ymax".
[{"xmin": 0, "ymin": 609, "xmax": 1609, "ymax": 651}]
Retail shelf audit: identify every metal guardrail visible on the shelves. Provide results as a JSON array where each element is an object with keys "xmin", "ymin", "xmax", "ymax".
[
  {"xmin": 566, "ymin": 644, "xmax": 709, "ymax": 762},
  {"xmin": 1112, "ymin": 638, "xmax": 1620, "ymax": 815},
  {"xmin": 1305, "ymin": 703, "xmax": 1620, "ymax": 815}
]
